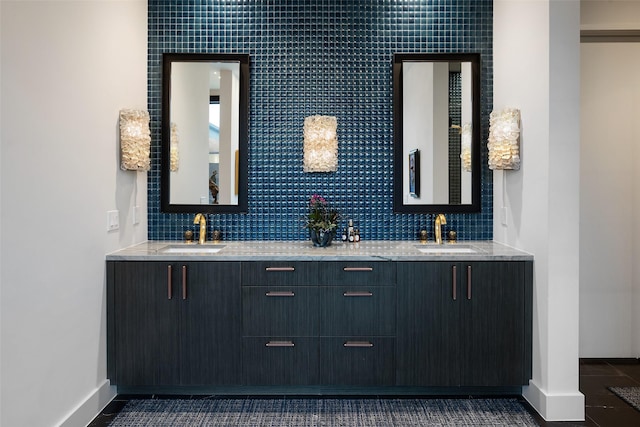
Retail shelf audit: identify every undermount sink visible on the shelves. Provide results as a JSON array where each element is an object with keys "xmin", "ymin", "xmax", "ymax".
[
  {"xmin": 414, "ymin": 245, "xmax": 477, "ymax": 254},
  {"xmin": 160, "ymin": 244, "xmax": 225, "ymax": 254}
]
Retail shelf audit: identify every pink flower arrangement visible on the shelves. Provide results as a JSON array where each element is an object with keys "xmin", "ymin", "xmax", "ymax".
[{"xmin": 304, "ymin": 194, "xmax": 340, "ymax": 233}]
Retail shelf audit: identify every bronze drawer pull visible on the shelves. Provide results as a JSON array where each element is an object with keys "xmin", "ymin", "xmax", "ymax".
[
  {"xmin": 344, "ymin": 341, "xmax": 374, "ymax": 348},
  {"xmin": 167, "ymin": 265, "xmax": 172, "ymax": 300},
  {"xmin": 265, "ymin": 267, "xmax": 295, "ymax": 272},
  {"xmin": 452, "ymin": 265, "xmax": 457, "ymax": 301},
  {"xmin": 343, "ymin": 291, "xmax": 373, "ymax": 297},
  {"xmin": 182, "ymin": 265, "xmax": 187, "ymax": 300},
  {"xmin": 343, "ymin": 267, "xmax": 373, "ymax": 272},
  {"xmin": 265, "ymin": 341, "xmax": 295, "ymax": 347},
  {"xmin": 265, "ymin": 291, "xmax": 295, "ymax": 297},
  {"xmin": 467, "ymin": 265, "xmax": 472, "ymax": 300}
]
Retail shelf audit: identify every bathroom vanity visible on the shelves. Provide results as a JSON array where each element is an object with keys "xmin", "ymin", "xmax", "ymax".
[{"xmin": 106, "ymin": 240, "xmax": 532, "ymax": 394}]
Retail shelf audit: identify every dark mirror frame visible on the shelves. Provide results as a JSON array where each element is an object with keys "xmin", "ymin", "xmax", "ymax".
[
  {"xmin": 393, "ymin": 53, "xmax": 481, "ymax": 214},
  {"xmin": 161, "ymin": 53, "xmax": 250, "ymax": 214}
]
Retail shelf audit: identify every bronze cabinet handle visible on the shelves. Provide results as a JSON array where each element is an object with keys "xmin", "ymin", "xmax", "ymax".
[
  {"xmin": 467, "ymin": 265, "xmax": 472, "ymax": 300},
  {"xmin": 265, "ymin": 267, "xmax": 295, "ymax": 272},
  {"xmin": 265, "ymin": 341, "xmax": 295, "ymax": 347},
  {"xmin": 265, "ymin": 291, "xmax": 295, "ymax": 297},
  {"xmin": 452, "ymin": 265, "xmax": 457, "ymax": 301},
  {"xmin": 343, "ymin": 267, "xmax": 373, "ymax": 272},
  {"xmin": 167, "ymin": 265, "xmax": 172, "ymax": 300},
  {"xmin": 343, "ymin": 291, "xmax": 373, "ymax": 297},
  {"xmin": 182, "ymin": 265, "xmax": 187, "ymax": 300},
  {"xmin": 344, "ymin": 341, "xmax": 374, "ymax": 348}
]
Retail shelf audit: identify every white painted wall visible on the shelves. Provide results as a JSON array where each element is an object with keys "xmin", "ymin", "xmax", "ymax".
[
  {"xmin": 493, "ymin": 0, "xmax": 584, "ymax": 421},
  {"xmin": 170, "ymin": 62, "xmax": 210, "ymax": 205},
  {"xmin": 460, "ymin": 62, "xmax": 472, "ymax": 204},
  {"xmin": 218, "ymin": 68, "xmax": 239, "ymax": 205},
  {"xmin": 579, "ymin": 0, "xmax": 640, "ymax": 358},
  {"xmin": 581, "ymin": 0, "xmax": 640, "ymax": 31},
  {"xmin": 0, "ymin": 1, "xmax": 147, "ymax": 426},
  {"xmin": 403, "ymin": 62, "xmax": 449, "ymax": 204}
]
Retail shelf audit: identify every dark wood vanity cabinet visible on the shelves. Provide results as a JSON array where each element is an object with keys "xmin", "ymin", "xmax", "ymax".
[
  {"xmin": 107, "ymin": 257, "xmax": 531, "ymax": 392},
  {"xmin": 107, "ymin": 261, "xmax": 242, "ymax": 387},
  {"xmin": 318, "ymin": 263, "xmax": 396, "ymax": 386},
  {"xmin": 241, "ymin": 261, "xmax": 320, "ymax": 385},
  {"xmin": 396, "ymin": 261, "xmax": 533, "ymax": 387},
  {"xmin": 241, "ymin": 261, "xmax": 396, "ymax": 386}
]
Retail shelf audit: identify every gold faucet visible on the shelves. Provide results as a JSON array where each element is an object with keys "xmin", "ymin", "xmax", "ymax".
[
  {"xmin": 434, "ymin": 213, "xmax": 447, "ymax": 244},
  {"xmin": 193, "ymin": 213, "xmax": 207, "ymax": 244}
]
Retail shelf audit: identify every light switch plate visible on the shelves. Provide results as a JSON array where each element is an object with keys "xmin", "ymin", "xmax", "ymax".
[
  {"xmin": 501, "ymin": 207, "xmax": 508, "ymax": 226},
  {"xmin": 107, "ymin": 210, "xmax": 120, "ymax": 231}
]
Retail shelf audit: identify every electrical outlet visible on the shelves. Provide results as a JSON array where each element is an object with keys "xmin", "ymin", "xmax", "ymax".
[
  {"xmin": 107, "ymin": 210, "xmax": 120, "ymax": 231},
  {"xmin": 501, "ymin": 207, "xmax": 508, "ymax": 226},
  {"xmin": 133, "ymin": 206, "xmax": 140, "ymax": 225}
]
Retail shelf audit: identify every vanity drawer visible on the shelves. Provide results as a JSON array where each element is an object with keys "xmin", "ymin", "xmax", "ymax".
[
  {"xmin": 319, "ymin": 286, "xmax": 396, "ymax": 336},
  {"xmin": 318, "ymin": 261, "xmax": 396, "ymax": 286},
  {"xmin": 242, "ymin": 286, "xmax": 318, "ymax": 336},
  {"xmin": 243, "ymin": 337, "xmax": 319, "ymax": 385},
  {"xmin": 319, "ymin": 337, "xmax": 395, "ymax": 386},
  {"xmin": 242, "ymin": 261, "xmax": 318, "ymax": 286}
]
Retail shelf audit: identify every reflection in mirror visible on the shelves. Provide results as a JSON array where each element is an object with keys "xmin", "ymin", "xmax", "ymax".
[
  {"xmin": 393, "ymin": 53, "xmax": 480, "ymax": 213},
  {"xmin": 161, "ymin": 53, "xmax": 249, "ymax": 213}
]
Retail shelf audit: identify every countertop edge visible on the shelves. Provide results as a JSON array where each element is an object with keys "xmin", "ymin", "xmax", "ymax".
[{"xmin": 106, "ymin": 240, "xmax": 534, "ymax": 262}]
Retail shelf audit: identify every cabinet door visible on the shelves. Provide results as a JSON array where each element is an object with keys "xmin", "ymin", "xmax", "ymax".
[
  {"xmin": 241, "ymin": 261, "xmax": 318, "ymax": 286},
  {"xmin": 320, "ymin": 337, "xmax": 395, "ymax": 386},
  {"xmin": 111, "ymin": 262, "xmax": 181, "ymax": 386},
  {"xmin": 319, "ymin": 261, "xmax": 396, "ymax": 286},
  {"xmin": 243, "ymin": 286, "xmax": 319, "ymax": 336},
  {"xmin": 396, "ymin": 262, "xmax": 460, "ymax": 386},
  {"xmin": 460, "ymin": 261, "xmax": 527, "ymax": 386},
  {"xmin": 320, "ymin": 286, "xmax": 396, "ymax": 336},
  {"xmin": 243, "ymin": 337, "xmax": 319, "ymax": 385},
  {"xmin": 180, "ymin": 262, "xmax": 241, "ymax": 385}
]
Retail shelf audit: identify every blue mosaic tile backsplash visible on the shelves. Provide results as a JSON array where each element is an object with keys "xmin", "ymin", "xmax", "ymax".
[{"xmin": 148, "ymin": 0, "xmax": 493, "ymax": 241}]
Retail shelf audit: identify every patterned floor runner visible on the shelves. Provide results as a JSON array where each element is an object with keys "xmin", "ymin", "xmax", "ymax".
[
  {"xmin": 609, "ymin": 386, "xmax": 640, "ymax": 412},
  {"xmin": 109, "ymin": 397, "xmax": 540, "ymax": 426}
]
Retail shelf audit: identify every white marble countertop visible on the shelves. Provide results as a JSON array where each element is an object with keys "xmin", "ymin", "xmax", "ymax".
[{"xmin": 106, "ymin": 240, "xmax": 533, "ymax": 262}]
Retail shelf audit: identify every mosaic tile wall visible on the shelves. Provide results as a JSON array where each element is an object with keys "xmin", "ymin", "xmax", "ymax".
[{"xmin": 148, "ymin": 0, "xmax": 493, "ymax": 241}]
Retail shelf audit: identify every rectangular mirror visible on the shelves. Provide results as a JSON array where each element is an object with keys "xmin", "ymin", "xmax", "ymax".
[
  {"xmin": 393, "ymin": 53, "xmax": 481, "ymax": 213},
  {"xmin": 161, "ymin": 53, "xmax": 249, "ymax": 213}
]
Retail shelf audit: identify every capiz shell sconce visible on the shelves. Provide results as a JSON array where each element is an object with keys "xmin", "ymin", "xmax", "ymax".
[
  {"xmin": 488, "ymin": 108, "xmax": 521, "ymax": 170},
  {"xmin": 460, "ymin": 122, "xmax": 472, "ymax": 172},
  {"xmin": 170, "ymin": 122, "xmax": 179, "ymax": 172},
  {"xmin": 303, "ymin": 115, "xmax": 338, "ymax": 172},
  {"xmin": 119, "ymin": 109, "xmax": 151, "ymax": 171}
]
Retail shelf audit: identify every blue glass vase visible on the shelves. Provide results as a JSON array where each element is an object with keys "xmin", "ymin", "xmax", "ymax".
[{"xmin": 310, "ymin": 229, "xmax": 333, "ymax": 247}]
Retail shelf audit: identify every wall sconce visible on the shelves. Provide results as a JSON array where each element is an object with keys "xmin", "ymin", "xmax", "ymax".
[
  {"xmin": 460, "ymin": 123, "xmax": 472, "ymax": 172},
  {"xmin": 170, "ymin": 122, "xmax": 179, "ymax": 172},
  {"xmin": 119, "ymin": 109, "xmax": 151, "ymax": 171},
  {"xmin": 303, "ymin": 115, "xmax": 338, "ymax": 172},
  {"xmin": 488, "ymin": 108, "xmax": 521, "ymax": 170}
]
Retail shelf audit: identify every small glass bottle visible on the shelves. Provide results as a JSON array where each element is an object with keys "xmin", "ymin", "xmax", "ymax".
[
  {"xmin": 354, "ymin": 229, "xmax": 361, "ymax": 242},
  {"xmin": 341, "ymin": 228, "xmax": 348, "ymax": 242}
]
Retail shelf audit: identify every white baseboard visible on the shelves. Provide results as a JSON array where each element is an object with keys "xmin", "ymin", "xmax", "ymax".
[
  {"xmin": 57, "ymin": 380, "xmax": 117, "ymax": 427},
  {"xmin": 523, "ymin": 380, "xmax": 585, "ymax": 421}
]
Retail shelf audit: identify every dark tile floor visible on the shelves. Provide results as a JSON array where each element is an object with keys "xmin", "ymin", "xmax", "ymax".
[
  {"xmin": 87, "ymin": 359, "xmax": 640, "ymax": 427},
  {"xmin": 529, "ymin": 359, "xmax": 640, "ymax": 427}
]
